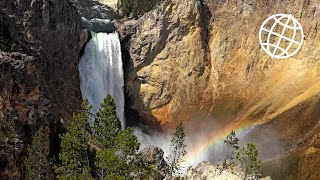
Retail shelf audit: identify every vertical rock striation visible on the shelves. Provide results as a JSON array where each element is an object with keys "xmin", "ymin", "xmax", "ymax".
[
  {"xmin": 0, "ymin": 0, "xmax": 82, "ymax": 178},
  {"xmin": 119, "ymin": 0, "xmax": 320, "ymax": 178},
  {"xmin": 0, "ymin": 0, "xmax": 82, "ymax": 120},
  {"xmin": 119, "ymin": 0, "xmax": 210, "ymax": 128}
]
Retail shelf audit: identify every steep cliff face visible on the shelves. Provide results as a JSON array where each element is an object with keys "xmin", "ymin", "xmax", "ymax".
[
  {"xmin": 120, "ymin": 0, "xmax": 209, "ymax": 127},
  {"xmin": 0, "ymin": 0, "xmax": 82, "ymax": 119},
  {"xmin": 0, "ymin": 0, "xmax": 82, "ymax": 178},
  {"xmin": 120, "ymin": 0, "xmax": 320, "ymax": 178},
  {"xmin": 0, "ymin": 52, "xmax": 45, "ymax": 178}
]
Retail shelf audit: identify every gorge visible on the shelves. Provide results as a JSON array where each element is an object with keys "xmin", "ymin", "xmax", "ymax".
[
  {"xmin": 0, "ymin": 0, "xmax": 320, "ymax": 179},
  {"xmin": 79, "ymin": 0, "xmax": 320, "ymax": 178}
]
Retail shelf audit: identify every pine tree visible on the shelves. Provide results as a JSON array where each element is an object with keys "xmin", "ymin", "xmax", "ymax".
[
  {"xmin": 114, "ymin": 128, "xmax": 140, "ymax": 159},
  {"xmin": 95, "ymin": 149, "xmax": 127, "ymax": 180},
  {"xmin": 93, "ymin": 95, "xmax": 121, "ymax": 149},
  {"xmin": 24, "ymin": 127, "xmax": 51, "ymax": 180},
  {"xmin": 236, "ymin": 143, "xmax": 261, "ymax": 180},
  {"xmin": 223, "ymin": 130, "xmax": 239, "ymax": 169},
  {"xmin": 93, "ymin": 95, "xmax": 140, "ymax": 179},
  {"xmin": 55, "ymin": 100, "xmax": 93, "ymax": 180},
  {"xmin": 167, "ymin": 122, "xmax": 187, "ymax": 178}
]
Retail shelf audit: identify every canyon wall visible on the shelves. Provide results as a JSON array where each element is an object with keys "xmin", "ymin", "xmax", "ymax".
[
  {"xmin": 0, "ymin": 0, "xmax": 82, "ymax": 178},
  {"xmin": 120, "ymin": 0, "xmax": 320, "ymax": 179}
]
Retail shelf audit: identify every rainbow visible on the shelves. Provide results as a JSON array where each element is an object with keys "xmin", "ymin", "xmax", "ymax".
[{"xmin": 182, "ymin": 121, "xmax": 256, "ymax": 168}]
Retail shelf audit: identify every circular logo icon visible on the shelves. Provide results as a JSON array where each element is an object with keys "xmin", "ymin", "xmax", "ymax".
[{"xmin": 259, "ymin": 14, "xmax": 304, "ymax": 59}]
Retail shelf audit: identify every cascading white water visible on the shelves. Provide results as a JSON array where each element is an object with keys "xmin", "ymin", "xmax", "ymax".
[{"xmin": 79, "ymin": 32, "xmax": 125, "ymax": 126}]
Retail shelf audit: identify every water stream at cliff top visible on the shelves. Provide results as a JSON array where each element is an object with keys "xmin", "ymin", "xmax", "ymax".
[{"xmin": 79, "ymin": 32, "xmax": 125, "ymax": 126}]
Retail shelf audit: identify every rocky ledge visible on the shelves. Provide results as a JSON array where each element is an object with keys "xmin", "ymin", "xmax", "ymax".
[
  {"xmin": 183, "ymin": 161, "xmax": 272, "ymax": 180},
  {"xmin": 134, "ymin": 145, "xmax": 168, "ymax": 179}
]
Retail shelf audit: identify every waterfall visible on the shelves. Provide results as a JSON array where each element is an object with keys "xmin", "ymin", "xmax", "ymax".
[{"xmin": 79, "ymin": 32, "xmax": 125, "ymax": 126}]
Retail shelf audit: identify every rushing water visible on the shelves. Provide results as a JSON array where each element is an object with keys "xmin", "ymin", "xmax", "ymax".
[{"xmin": 79, "ymin": 32, "xmax": 125, "ymax": 126}]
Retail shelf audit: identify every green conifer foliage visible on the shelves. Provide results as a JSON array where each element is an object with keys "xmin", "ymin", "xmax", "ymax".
[
  {"xmin": 223, "ymin": 130, "xmax": 239, "ymax": 169},
  {"xmin": 24, "ymin": 127, "xmax": 51, "ymax": 180},
  {"xmin": 167, "ymin": 122, "xmax": 187, "ymax": 178},
  {"xmin": 95, "ymin": 149, "xmax": 127, "ymax": 180},
  {"xmin": 93, "ymin": 96, "xmax": 121, "ymax": 149},
  {"xmin": 93, "ymin": 95, "xmax": 140, "ymax": 179},
  {"xmin": 236, "ymin": 143, "xmax": 262, "ymax": 180},
  {"xmin": 114, "ymin": 128, "xmax": 140, "ymax": 159},
  {"xmin": 54, "ymin": 100, "xmax": 93, "ymax": 180}
]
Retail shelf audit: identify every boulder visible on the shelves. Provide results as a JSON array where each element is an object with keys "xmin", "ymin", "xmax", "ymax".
[{"xmin": 136, "ymin": 145, "xmax": 168, "ymax": 177}]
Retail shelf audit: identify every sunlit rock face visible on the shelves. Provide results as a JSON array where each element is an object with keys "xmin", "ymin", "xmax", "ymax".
[
  {"xmin": 119, "ymin": 0, "xmax": 209, "ymax": 128},
  {"xmin": 95, "ymin": 0, "xmax": 119, "ymax": 10},
  {"xmin": 120, "ymin": 0, "xmax": 320, "ymax": 178},
  {"xmin": 70, "ymin": 0, "xmax": 120, "ymax": 20},
  {"xmin": 182, "ymin": 161, "xmax": 272, "ymax": 180}
]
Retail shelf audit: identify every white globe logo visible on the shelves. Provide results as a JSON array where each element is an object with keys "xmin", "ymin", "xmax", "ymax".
[{"xmin": 259, "ymin": 14, "xmax": 304, "ymax": 59}]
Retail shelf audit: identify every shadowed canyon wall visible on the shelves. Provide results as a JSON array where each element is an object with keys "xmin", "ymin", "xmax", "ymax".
[{"xmin": 0, "ymin": 0, "xmax": 82, "ymax": 178}]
